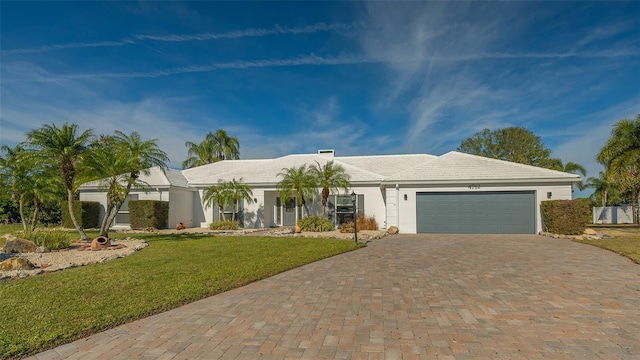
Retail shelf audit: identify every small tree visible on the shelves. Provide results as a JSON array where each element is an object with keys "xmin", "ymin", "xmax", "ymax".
[
  {"xmin": 227, "ymin": 178, "xmax": 254, "ymax": 221},
  {"xmin": 308, "ymin": 160, "xmax": 351, "ymax": 215},
  {"xmin": 203, "ymin": 180, "xmax": 232, "ymax": 221},
  {"xmin": 24, "ymin": 123, "xmax": 94, "ymax": 239},
  {"xmin": 277, "ymin": 165, "xmax": 317, "ymax": 216}
]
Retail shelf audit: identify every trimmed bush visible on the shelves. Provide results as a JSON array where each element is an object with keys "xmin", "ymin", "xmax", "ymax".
[
  {"xmin": 61, "ymin": 201, "xmax": 100, "ymax": 229},
  {"xmin": 209, "ymin": 220, "xmax": 240, "ymax": 230},
  {"xmin": 540, "ymin": 199, "xmax": 591, "ymax": 235},
  {"xmin": 297, "ymin": 215, "xmax": 334, "ymax": 232},
  {"xmin": 340, "ymin": 214, "xmax": 379, "ymax": 233},
  {"xmin": 129, "ymin": 200, "xmax": 169, "ymax": 230}
]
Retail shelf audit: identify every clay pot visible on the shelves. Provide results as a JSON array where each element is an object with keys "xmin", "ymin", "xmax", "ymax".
[
  {"xmin": 176, "ymin": 222, "xmax": 186, "ymax": 230},
  {"xmin": 91, "ymin": 236, "xmax": 111, "ymax": 251},
  {"xmin": 294, "ymin": 225, "xmax": 301, "ymax": 233}
]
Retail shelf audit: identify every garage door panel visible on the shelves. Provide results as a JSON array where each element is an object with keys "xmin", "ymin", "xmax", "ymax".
[{"xmin": 416, "ymin": 191, "xmax": 535, "ymax": 234}]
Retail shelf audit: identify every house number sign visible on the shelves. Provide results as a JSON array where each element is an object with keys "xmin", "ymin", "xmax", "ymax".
[{"xmin": 468, "ymin": 184, "xmax": 481, "ymax": 190}]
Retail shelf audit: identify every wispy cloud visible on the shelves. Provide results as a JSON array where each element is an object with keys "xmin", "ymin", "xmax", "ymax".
[{"xmin": 2, "ymin": 22, "xmax": 356, "ymax": 55}]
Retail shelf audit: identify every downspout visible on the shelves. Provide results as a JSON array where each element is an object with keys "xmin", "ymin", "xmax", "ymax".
[{"xmin": 396, "ymin": 183, "xmax": 400, "ymax": 228}]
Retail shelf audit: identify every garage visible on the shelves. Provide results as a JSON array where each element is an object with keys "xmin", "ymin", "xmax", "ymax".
[{"xmin": 416, "ymin": 191, "xmax": 536, "ymax": 234}]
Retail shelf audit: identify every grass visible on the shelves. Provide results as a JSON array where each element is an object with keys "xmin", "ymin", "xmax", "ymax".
[
  {"xmin": 0, "ymin": 230, "xmax": 362, "ymax": 359},
  {"xmin": 575, "ymin": 226, "xmax": 640, "ymax": 264}
]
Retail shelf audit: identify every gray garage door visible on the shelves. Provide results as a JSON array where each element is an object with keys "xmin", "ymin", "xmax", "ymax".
[{"xmin": 416, "ymin": 191, "xmax": 535, "ymax": 234}]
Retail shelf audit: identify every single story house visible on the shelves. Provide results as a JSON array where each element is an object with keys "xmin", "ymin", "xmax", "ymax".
[{"xmin": 79, "ymin": 150, "xmax": 580, "ymax": 234}]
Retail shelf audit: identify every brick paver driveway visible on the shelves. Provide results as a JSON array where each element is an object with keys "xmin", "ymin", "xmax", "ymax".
[{"xmin": 32, "ymin": 234, "xmax": 640, "ymax": 359}]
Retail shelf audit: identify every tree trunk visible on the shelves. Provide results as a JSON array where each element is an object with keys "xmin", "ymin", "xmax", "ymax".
[
  {"xmin": 321, "ymin": 188, "xmax": 329, "ymax": 215},
  {"xmin": 219, "ymin": 205, "xmax": 226, "ymax": 221},
  {"xmin": 29, "ymin": 197, "xmax": 41, "ymax": 231},
  {"xmin": 99, "ymin": 202, "xmax": 116, "ymax": 236},
  {"xmin": 67, "ymin": 189, "xmax": 89, "ymax": 240},
  {"xmin": 18, "ymin": 193, "xmax": 27, "ymax": 232},
  {"xmin": 232, "ymin": 201, "xmax": 237, "ymax": 221}
]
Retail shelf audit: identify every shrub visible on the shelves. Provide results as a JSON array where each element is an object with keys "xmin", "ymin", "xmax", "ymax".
[
  {"xmin": 61, "ymin": 201, "xmax": 100, "ymax": 229},
  {"xmin": 129, "ymin": 200, "xmax": 169, "ymax": 229},
  {"xmin": 19, "ymin": 229, "xmax": 72, "ymax": 250},
  {"xmin": 297, "ymin": 215, "xmax": 334, "ymax": 232},
  {"xmin": 339, "ymin": 214, "xmax": 379, "ymax": 233},
  {"xmin": 209, "ymin": 220, "xmax": 240, "ymax": 230},
  {"xmin": 540, "ymin": 199, "xmax": 591, "ymax": 235}
]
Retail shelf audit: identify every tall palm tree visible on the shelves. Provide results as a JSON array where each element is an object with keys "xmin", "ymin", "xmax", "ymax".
[
  {"xmin": 277, "ymin": 165, "xmax": 317, "ymax": 216},
  {"xmin": 211, "ymin": 129, "xmax": 240, "ymax": 162},
  {"xmin": 182, "ymin": 129, "xmax": 240, "ymax": 169},
  {"xmin": 227, "ymin": 178, "xmax": 255, "ymax": 221},
  {"xmin": 24, "ymin": 123, "xmax": 94, "ymax": 239},
  {"xmin": 203, "ymin": 180, "xmax": 232, "ymax": 221},
  {"xmin": 183, "ymin": 138, "xmax": 214, "ymax": 169},
  {"xmin": 308, "ymin": 160, "xmax": 351, "ymax": 215},
  {"xmin": 597, "ymin": 115, "xmax": 640, "ymax": 223},
  {"xmin": 549, "ymin": 159, "xmax": 587, "ymax": 191}
]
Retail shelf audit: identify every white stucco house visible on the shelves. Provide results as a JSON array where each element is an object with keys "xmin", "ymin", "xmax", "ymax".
[{"xmin": 79, "ymin": 150, "xmax": 580, "ymax": 234}]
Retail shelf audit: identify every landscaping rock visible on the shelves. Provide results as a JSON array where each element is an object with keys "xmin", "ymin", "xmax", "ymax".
[
  {"xmin": 387, "ymin": 226, "xmax": 399, "ymax": 235},
  {"xmin": 0, "ymin": 257, "xmax": 35, "ymax": 270},
  {"xmin": 584, "ymin": 228, "xmax": 597, "ymax": 235},
  {"xmin": 2, "ymin": 236, "xmax": 37, "ymax": 253},
  {"xmin": 36, "ymin": 246, "xmax": 50, "ymax": 253}
]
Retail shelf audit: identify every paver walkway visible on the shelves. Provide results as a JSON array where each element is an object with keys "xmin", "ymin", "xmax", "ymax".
[{"xmin": 31, "ymin": 234, "xmax": 640, "ymax": 359}]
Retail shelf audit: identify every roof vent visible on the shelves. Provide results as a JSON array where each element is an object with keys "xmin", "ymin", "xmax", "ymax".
[{"xmin": 317, "ymin": 149, "xmax": 335, "ymax": 158}]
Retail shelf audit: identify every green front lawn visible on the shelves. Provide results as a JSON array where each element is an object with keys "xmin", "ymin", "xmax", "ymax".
[
  {"xmin": 575, "ymin": 226, "xmax": 640, "ymax": 264},
  {"xmin": 0, "ymin": 233, "xmax": 362, "ymax": 358}
]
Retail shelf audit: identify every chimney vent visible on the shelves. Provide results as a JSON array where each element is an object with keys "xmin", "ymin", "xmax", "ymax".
[{"xmin": 317, "ymin": 149, "xmax": 335, "ymax": 158}]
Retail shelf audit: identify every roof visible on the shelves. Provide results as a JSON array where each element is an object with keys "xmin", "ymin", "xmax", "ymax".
[
  {"xmin": 384, "ymin": 151, "xmax": 580, "ymax": 184},
  {"xmin": 81, "ymin": 151, "xmax": 580, "ymax": 190},
  {"xmin": 80, "ymin": 167, "xmax": 190, "ymax": 189}
]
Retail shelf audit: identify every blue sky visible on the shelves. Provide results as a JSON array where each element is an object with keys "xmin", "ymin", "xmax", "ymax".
[{"xmin": 1, "ymin": 1, "xmax": 639, "ymax": 197}]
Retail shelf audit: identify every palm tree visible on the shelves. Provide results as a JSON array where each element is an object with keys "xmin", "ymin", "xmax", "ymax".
[
  {"xmin": 24, "ymin": 123, "xmax": 94, "ymax": 239},
  {"xmin": 203, "ymin": 180, "xmax": 232, "ymax": 221},
  {"xmin": 183, "ymin": 138, "xmax": 215, "ymax": 169},
  {"xmin": 84, "ymin": 131, "xmax": 169, "ymax": 236},
  {"xmin": 182, "ymin": 129, "xmax": 240, "ymax": 169},
  {"xmin": 308, "ymin": 160, "xmax": 351, "ymax": 215},
  {"xmin": 28, "ymin": 164, "xmax": 64, "ymax": 231},
  {"xmin": 211, "ymin": 129, "xmax": 240, "ymax": 162},
  {"xmin": 227, "ymin": 178, "xmax": 255, "ymax": 221},
  {"xmin": 585, "ymin": 171, "xmax": 619, "ymax": 207},
  {"xmin": 0, "ymin": 145, "xmax": 31, "ymax": 231},
  {"xmin": 277, "ymin": 165, "xmax": 317, "ymax": 216},
  {"xmin": 549, "ymin": 159, "xmax": 587, "ymax": 191},
  {"xmin": 597, "ymin": 115, "xmax": 640, "ymax": 223}
]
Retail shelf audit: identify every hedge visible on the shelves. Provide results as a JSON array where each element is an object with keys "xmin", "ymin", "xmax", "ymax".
[
  {"xmin": 128, "ymin": 200, "xmax": 169, "ymax": 229},
  {"xmin": 61, "ymin": 201, "xmax": 100, "ymax": 229},
  {"xmin": 540, "ymin": 199, "xmax": 591, "ymax": 235}
]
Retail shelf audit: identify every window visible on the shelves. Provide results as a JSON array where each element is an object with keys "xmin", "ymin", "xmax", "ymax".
[{"xmin": 115, "ymin": 194, "xmax": 138, "ymax": 225}]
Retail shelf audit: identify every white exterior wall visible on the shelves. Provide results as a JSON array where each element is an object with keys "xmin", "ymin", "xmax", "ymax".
[
  {"xmin": 394, "ymin": 182, "xmax": 572, "ymax": 234},
  {"xmin": 168, "ymin": 188, "xmax": 195, "ymax": 228},
  {"xmin": 244, "ymin": 190, "xmax": 265, "ymax": 228},
  {"xmin": 352, "ymin": 186, "xmax": 387, "ymax": 230}
]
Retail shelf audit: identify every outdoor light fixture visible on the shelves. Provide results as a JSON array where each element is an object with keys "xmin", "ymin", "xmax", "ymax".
[
  {"xmin": 547, "ymin": 192, "xmax": 552, "ymax": 199},
  {"xmin": 351, "ymin": 191, "xmax": 358, "ymax": 244},
  {"xmin": 404, "ymin": 194, "xmax": 408, "ymax": 201}
]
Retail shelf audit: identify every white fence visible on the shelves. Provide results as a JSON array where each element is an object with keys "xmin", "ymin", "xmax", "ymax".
[{"xmin": 592, "ymin": 206, "xmax": 634, "ymax": 224}]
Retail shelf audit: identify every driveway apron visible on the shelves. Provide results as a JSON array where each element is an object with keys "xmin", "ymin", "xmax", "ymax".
[{"xmin": 31, "ymin": 234, "xmax": 640, "ymax": 359}]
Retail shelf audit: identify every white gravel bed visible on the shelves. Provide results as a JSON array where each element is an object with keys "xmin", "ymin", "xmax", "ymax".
[{"xmin": 0, "ymin": 238, "xmax": 148, "ymax": 281}]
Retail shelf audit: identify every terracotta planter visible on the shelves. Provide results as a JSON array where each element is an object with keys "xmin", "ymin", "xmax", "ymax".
[
  {"xmin": 91, "ymin": 236, "xmax": 111, "ymax": 251},
  {"xmin": 294, "ymin": 226, "xmax": 301, "ymax": 233}
]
